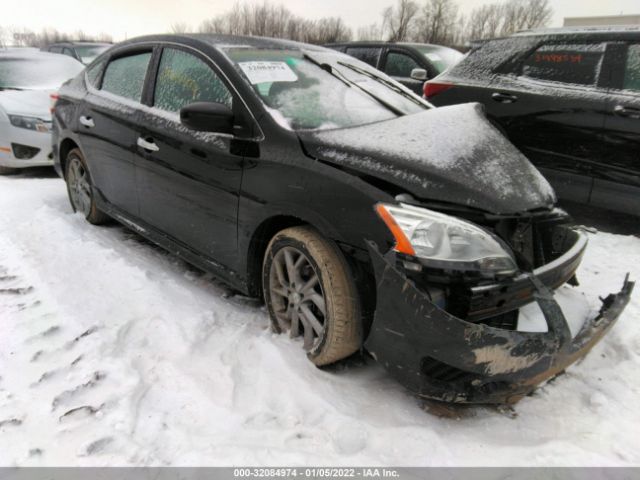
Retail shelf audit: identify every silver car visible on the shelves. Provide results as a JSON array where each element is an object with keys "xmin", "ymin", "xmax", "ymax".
[{"xmin": 0, "ymin": 49, "xmax": 84, "ymax": 174}]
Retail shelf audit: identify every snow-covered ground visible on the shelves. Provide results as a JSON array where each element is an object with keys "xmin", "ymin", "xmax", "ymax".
[{"xmin": 0, "ymin": 170, "xmax": 639, "ymax": 466}]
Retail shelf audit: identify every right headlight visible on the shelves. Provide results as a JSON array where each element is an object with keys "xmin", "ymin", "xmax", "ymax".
[
  {"xmin": 8, "ymin": 114, "xmax": 51, "ymax": 132},
  {"xmin": 375, "ymin": 202, "xmax": 518, "ymax": 276}
]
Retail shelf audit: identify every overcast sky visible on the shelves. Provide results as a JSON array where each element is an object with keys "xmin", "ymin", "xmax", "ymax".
[{"xmin": 3, "ymin": 0, "xmax": 639, "ymax": 41}]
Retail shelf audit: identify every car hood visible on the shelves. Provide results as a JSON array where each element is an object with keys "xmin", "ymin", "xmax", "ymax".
[
  {"xmin": 298, "ymin": 103, "xmax": 556, "ymax": 214},
  {"xmin": 0, "ymin": 89, "xmax": 53, "ymax": 120}
]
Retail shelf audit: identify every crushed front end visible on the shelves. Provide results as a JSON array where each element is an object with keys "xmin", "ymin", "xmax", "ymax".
[{"xmin": 366, "ymin": 203, "xmax": 634, "ymax": 404}]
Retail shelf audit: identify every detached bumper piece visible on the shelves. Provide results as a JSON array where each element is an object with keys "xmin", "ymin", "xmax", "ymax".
[{"xmin": 365, "ymin": 242, "xmax": 634, "ymax": 404}]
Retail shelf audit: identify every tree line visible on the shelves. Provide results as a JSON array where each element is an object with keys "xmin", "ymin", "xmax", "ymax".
[
  {"xmin": 1, "ymin": 0, "xmax": 552, "ymax": 49},
  {"xmin": 191, "ymin": 0, "xmax": 552, "ymax": 47},
  {"xmin": 0, "ymin": 26, "xmax": 112, "ymax": 48}
]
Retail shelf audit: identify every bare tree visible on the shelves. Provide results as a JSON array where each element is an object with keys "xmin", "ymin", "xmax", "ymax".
[
  {"xmin": 464, "ymin": 0, "xmax": 552, "ymax": 42},
  {"xmin": 382, "ymin": 0, "xmax": 419, "ymax": 42},
  {"xmin": 357, "ymin": 23, "xmax": 383, "ymax": 41},
  {"xmin": 414, "ymin": 0, "xmax": 459, "ymax": 45},
  {"xmin": 170, "ymin": 22, "xmax": 190, "ymax": 34},
  {"xmin": 198, "ymin": 1, "xmax": 352, "ymax": 44},
  {"xmin": 467, "ymin": 4, "xmax": 503, "ymax": 40}
]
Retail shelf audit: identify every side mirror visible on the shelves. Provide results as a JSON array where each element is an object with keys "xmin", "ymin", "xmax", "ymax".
[
  {"xmin": 410, "ymin": 68, "xmax": 428, "ymax": 81},
  {"xmin": 180, "ymin": 102, "xmax": 234, "ymax": 134}
]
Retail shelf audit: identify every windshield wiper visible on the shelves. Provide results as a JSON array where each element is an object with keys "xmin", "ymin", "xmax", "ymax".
[
  {"xmin": 302, "ymin": 52, "xmax": 404, "ymax": 116},
  {"xmin": 0, "ymin": 87, "xmax": 24, "ymax": 91},
  {"xmin": 337, "ymin": 61, "xmax": 425, "ymax": 107},
  {"xmin": 302, "ymin": 53, "xmax": 352, "ymax": 88}
]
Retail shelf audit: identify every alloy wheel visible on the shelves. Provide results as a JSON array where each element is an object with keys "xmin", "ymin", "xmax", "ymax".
[
  {"xmin": 268, "ymin": 246, "xmax": 327, "ymax": 351},
  {"xmin": 67, "ymin": 157, "xmax": 92, "ymax": 217}
]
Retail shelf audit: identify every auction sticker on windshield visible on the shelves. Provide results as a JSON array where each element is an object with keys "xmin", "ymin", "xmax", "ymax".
[{"xmin": 239, "ymin": 61, "xmax": 298, "ymax": 84}]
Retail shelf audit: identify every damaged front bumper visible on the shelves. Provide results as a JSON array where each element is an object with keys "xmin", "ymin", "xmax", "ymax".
[{"xmin": 365, "ymin": 234, "xmax": 634, "ymax": 404}]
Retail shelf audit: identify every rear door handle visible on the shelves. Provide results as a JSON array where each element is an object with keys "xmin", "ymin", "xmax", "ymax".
[
  {"xmin": 79, "ymin": 115, "xmax": 94, "ymax": 128},
  {"xmin": 614, "ymin": 105, "xmax": 640, "ymax": 119},
  {"xmin": 492, "ymin": 92, "xmax": 518, "ymax": 104},
  {"xmin": 137, "ymin": 137, "xmax": 160, "ymax": 152}
]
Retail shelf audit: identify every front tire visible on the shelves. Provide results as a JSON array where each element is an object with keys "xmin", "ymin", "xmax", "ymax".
[
  {"xmin": 262, "ymin": 226, "xmax": 361, "ymax": 366},
  {"xmin": 65, "ymin": 148, "xmax": 109, "ymax": 225}
]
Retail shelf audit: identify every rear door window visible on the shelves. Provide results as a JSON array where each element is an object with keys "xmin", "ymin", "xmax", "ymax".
[
  {"xmin": 384, "ymin": 51, "xmax": 421, "ymax": 78},
  {"xmin": 520, "ymin": 43, "xmax": 606, "ymax": 86},
  {"xmin": 153, "ymin": 48, "xmax": 232, "ymax": 113},
  {"xmin": 623, "ymin": 45, "xmax": 640, "ymax": 92},
  {"xmin": 345, "ymin": 47, "xmax": 381, "ymax": 68},
  {"xmin": 101, "ymin": 51, "xmax": 152, "ymax": 102}
]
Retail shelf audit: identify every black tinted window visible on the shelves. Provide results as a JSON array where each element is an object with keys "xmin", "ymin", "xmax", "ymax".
[
  {"xmin": 624, "ymin": 45, "xmax": 640, "ymax": 92},
  {"xmin": 154, "ymin": 48, "xmax": 232, "ymax": 113},
  {"xmin": 102, "ymin": 52, "xmax": 151, "ymax": 102},
  {"xmin": 384, "ymin": 51, "xmax": 420, "ymax": 78},
  {"xmin": 521, "ymin": 43, "xmax": 605, "ymax": 86},
  {"xmin": 345, "ymin": 47, "xmax": 381, "ymax": 67}
]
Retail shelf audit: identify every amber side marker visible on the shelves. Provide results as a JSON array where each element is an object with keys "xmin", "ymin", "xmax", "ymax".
[{"xmin": 375, "ymin": 204, "xmax": 416, "ymax": 256}]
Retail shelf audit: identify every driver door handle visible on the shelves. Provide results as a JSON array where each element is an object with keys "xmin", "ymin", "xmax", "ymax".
[
  {"xmin": 492, "ymin": 92, "xmax": 518, "ymax": 104},
  {"xmin": 79, "ymin": 115, "xmax": 94, "ymax": 128},
  {"xmin": 137, "ymin": 137, "xmax": 160, "ymax": 152},
  {"xmin": 614, "ymin": 105, "xmax": 640, "ymax": 119}
]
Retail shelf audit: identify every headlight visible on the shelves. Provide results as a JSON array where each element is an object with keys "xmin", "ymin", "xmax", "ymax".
[
  {"xmin": 375, "ymin": 203, "xmax": 517, "ymax": 276},
  {"xmin": 8, "ymin": 115, "xmax": 51, "ymax": 132}
]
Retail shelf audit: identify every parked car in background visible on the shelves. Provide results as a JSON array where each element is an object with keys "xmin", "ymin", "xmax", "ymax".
[
  {"xmin": 426, "ymin": 27, "xmax": 640, "ymax": 217},
  {"xmin": 0, "ymin": 49, "xmax": 84, "ymax": 174},
  {"xmin": 42, "ymin": 41, "xmax": 112, "ymax": 65},
  {"xmin": 326, "ymin": 42, "xmax": 464, "ymax": 95},
  {"xmin": 52, "ymin": 34, "xmax": 632, "ymax": 404}
]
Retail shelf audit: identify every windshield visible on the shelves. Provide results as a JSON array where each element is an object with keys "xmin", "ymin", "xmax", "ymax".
[
  {"xmin": 414, "ymin": 45, "xmax": 464, "ymax": 74},
  {"xmin": 224, "ymin": 48, "xmax": 428, "ymax": 131},
  {"xmin": 75, "ymin": 45, "xmax": 110, "ymax": 64},
  {"xmin": 0, "ymin": 54, "xmax": 84, "ymax": 90}
]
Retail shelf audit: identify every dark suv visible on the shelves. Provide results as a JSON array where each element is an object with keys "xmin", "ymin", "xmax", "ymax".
[
  {"xmin": 426, "ymin": 27, "xmax": 640, "ymax": 217},
  {"xmin": 42, "ymin": 42, "xmax": 112, "ymax": 65},
  {"xmin": 327, "ymin": 42, "xmax": 463, "ymax": 95}
]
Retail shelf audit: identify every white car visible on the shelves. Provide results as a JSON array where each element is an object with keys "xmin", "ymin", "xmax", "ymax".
[{"xmin": 0, "ymin": 49, "xmax": 84, "ymax": 174}]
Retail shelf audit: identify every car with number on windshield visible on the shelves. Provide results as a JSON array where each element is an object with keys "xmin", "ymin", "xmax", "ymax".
[{"xmin": 52, "ymin": 34, "xmax": 633, "ymax": 404}]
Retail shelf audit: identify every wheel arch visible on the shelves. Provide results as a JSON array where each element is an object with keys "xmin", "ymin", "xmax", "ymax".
[
  {"xmin": 245, "ymin": 214, "xmax": 307, "ymax": 298},
  {"xmin": 58, "ymin": 137, "xmax": 80, "ymax": 178}
]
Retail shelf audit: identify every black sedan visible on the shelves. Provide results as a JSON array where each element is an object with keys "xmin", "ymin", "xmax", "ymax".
[{"xmin": 52, "ymin": 34, "xmax": 633, "ymax": 404}]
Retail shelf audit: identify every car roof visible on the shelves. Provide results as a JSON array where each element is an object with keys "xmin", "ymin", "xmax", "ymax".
[
  {"xmin": 117, "ymin": 33, "xmax": 328, "ymax": 52},
  {"xmin": 511, "ymin": 25, "xmax": 640, "ymax": 40},
  {"xmin": 326, "ymin": 41, "xmax": 451, "ymax": 49},
  {"xmin": 0, "ymin": 49, "xmax": 78, "ymax": 61},
  {"xmin": 47, "ymin": 41, "xmax": 112, "ymax": 47}
]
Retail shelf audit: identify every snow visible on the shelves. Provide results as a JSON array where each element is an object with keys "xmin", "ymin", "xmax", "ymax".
[{"xmin": 1, "ymin": 172, "xmax": 639, "ymax": 467}]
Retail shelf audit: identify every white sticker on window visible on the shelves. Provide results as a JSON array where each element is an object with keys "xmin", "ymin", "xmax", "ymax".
[
  {"xmin": 425, "ymin": 53, "xmax": 442, "ymax": 62},
  {"xmin": 239, "ymin": 61, "xmax": 298, "ymax": 85}
]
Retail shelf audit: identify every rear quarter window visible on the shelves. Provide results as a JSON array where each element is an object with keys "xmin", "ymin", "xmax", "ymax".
[
  {"xmin": 520, "ymin": 43, "xmax": 606, "ymax": 86},
  {"xmin": 86, "ymin": 59, "xmax": 105, "ymax": 88}
]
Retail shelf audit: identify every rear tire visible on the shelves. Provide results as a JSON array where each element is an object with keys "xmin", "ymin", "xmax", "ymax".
[
  {"xmin": 262, "ymin": 226, "xmax": 361, "ymax": 366},
  {"xmin": 65, "ymin": 148, "xmax": 110, "ymax": 225}
]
